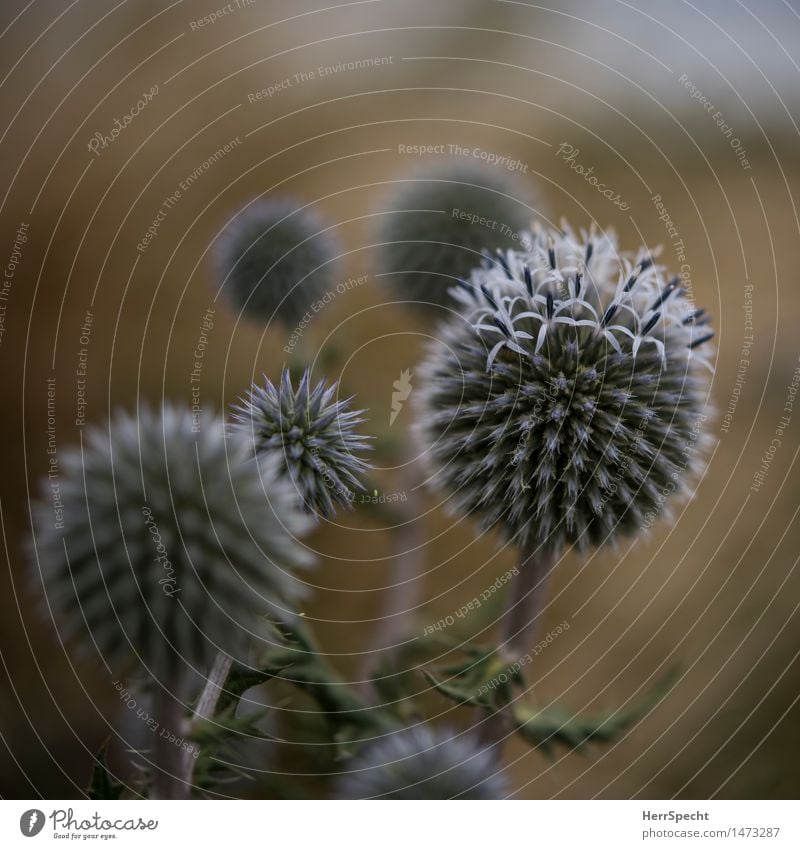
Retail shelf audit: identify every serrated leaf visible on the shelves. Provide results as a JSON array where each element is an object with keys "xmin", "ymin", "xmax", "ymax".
[
  {"xmin": 87, "ymin": 739, "xmax": 126, "ymax": 799},
  {"xmin": 423, "ymin": 669, "xmax": 487, "ymax": 707},
  {"xmin": 216, "ymin": 661, "xmax": 290, "ymax": 713},
  {"xmin": 190, "ymin": 704, "xmax": 273, "ymax": 746},
  {"xmin": 512, "ymin": 669, "xmax": 679, "ymax": 755},
  {"xmin": 424, "ymin": 648, "xmax": 520, "ymax": 709}
]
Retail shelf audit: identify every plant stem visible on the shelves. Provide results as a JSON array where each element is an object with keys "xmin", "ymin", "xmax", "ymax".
[
  {"xmin": 176, "ymin": 652, "xmax": 234, "ymax": 793},
  {"xmin": 477, "ymin": 546, "xmax": 556, "ymax": 754},
  {"xmin": 150, "ymin": 654, "xmax": 234, "ymax": 798},
  {"xmin": 151, "ymin": 683, "xmax": 189, "ymax": 800},
  {"xmin": 357, "ymin": 453, "xmax": 423, "ymax": 692},
  {"xmin": 193, "ymin": 652, "xmax": 234, "ymax": 723}
]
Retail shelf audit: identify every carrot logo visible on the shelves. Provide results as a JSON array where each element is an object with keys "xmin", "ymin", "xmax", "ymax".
[
  {"xmin": 389, "ymin": 369, "xmax": 413, "ymax": 425},
  {"xmin": 20, "ymin": 809, "xmax": 45, "ymax": 837}
]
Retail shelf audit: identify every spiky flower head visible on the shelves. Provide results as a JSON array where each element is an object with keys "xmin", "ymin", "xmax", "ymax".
[
  {"xmin": 31, "ymin": 405, "xmax": 313, "ymax": 676},
  {"xmin": 419, "ymin": 222, "xmax": 714, "ymax": 553},
  {"xmin": 336, "ymin": 725, "xmax": 507, "ymax": 799},
  {"xmin": 214, "ymin": 197, "xmax": 338, "ymax": 327},
  {"xmin": 231, "ymin": 368, "xmax": 372, "ymax": 519},
  {"xmin": 377, "ymin": 162, "xmax": 535, "ymax": 310}
]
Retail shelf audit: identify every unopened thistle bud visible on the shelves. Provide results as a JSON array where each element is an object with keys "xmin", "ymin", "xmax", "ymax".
[
  {"xmin": 377, "ymin": 163, "xmax": 534, "ymax": 310},
  {"xmin": 336, "ymin": 725, "xmax": 508, "ymax": 799},
  {"xmin": 31, "ymin": 405, "xmax": 313, "ymax": 674},
  {"xmin": 214, "ymin": 197, "xmax": 338, "ymax": 327}
]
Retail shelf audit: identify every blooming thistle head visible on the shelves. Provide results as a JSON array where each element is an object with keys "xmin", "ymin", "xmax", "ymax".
[
  {"xmin": 377, "ymin": 162, "xmax": 534, "ymax": 310},
  {"xmin": 418, "ymin": 222, "xmax": 715, "ymax": 552},
  {"xmin": 336, "ymin": 725, "xmax": 508, "ymax": 799},
  {"xmin": 214, "ymin": 197, "xmax": 338, "ymax": 327},
  {"xmin": 231, "ymin": 368, "xmax": 372, "ymax": 519},
  {"xmin": 30, "ymin": 405, "xmax": 313, "ymax": 676}
]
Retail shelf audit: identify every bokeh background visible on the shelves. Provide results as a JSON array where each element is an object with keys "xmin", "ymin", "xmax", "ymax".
[{"xmin": 1, "ymin": 0, "xmax": 799, "ymax": 799}]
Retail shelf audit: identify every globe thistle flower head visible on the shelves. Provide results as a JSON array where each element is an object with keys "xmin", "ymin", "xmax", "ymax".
[
  {"xmin": 419, "ymin": 221, "xmax": 715, "ymax": 552},
  {"xmin": 231, "ymin": 368, "xmax": 372, "ymax": 519},
  {"xmin": 31, "ymin": 405, "xmax": 313, "ymax": 676},
  {"xmin": 377, "ymin": 162, "xmax": 535, "ymax": 310},
  {"xmin": 336, "ymin": 725, "xmax": 508, "ymax": 799},
  {"xmin": 214, "ymin": 197, "xmax": 338, "ymax": 327}
]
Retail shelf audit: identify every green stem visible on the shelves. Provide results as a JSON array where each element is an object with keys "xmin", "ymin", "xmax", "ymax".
[
  {"xmin": 477, "ymin": 546, "xmax": 556, "ymax": 755},
  {"xmin": 279, "ymin": 619, "xmax": 397, "ymax": 733},
  {"xmin": 175, "ymin": 652, "xmax": 234, "ymax": 793},
  {"xmin": 151, "ymin": 684, "xmax": 189, "ymax": 800}
]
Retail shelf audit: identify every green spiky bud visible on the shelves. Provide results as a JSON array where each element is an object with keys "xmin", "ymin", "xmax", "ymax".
[{"xmin": 231, "ymin": 368, "xmax": 372, "ymax": 519}]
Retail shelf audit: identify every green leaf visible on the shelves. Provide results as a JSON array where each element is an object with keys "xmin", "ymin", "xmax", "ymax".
[
  {"xmin": 87, "ymin": 739, "xmax": 125, "ymax": 799},
  {"xmin": 424, "ymin": 647, "xmax": 522, "ymax": 709},
  {"xmin": 190, "ymin": 704, "xmax": 273, "ymax": 746},
  {"xmin": 216, "ymin": 660, "xmax": 290, "ymax": 713},
  {"xmin": 512, "ymin": 669, "xmax": 680, "ymax": 755}
]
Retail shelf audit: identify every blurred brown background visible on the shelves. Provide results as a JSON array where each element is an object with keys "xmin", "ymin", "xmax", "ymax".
[{"xmin": 1, "ymin": 0, "xmax": 799, "ymax": 799}]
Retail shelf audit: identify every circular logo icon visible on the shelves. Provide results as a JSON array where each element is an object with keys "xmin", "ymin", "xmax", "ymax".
[{"xmin": 19, "ymin": 810, "xmax": 45, "ymax": 837}]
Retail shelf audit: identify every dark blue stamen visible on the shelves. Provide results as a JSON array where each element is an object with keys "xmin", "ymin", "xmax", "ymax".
[
  {"xmin": 480, "ymin": 284, "xmax": 498, "ymax": 310},
  {"xmin": 546, "ymin": 292, "xmax": 554, "ymax": 318},
  {"xmin": 524, "ymin": 265, "xmax": 533, "ymax": 297},
  {"xmin": 496, "ymin": 250, "xmax": 513, "ymax": 279},
  {"xmin": 624, "ymin": 267, "xmax": 641, "ymax": 292},
  {"xmin": 493, "ymin": 316, "xmax": 511, "ymax": 337},
  {"xmin": 601, "ymin": 302, "xmax": 618, "ymax": 327},
  {"xmin": 682, "ymin": 308, "xmax": 706, "ymax": 325},
  {"xmin": 585, "ymin": 241, "xmax": 594, "ymax": 266},
  {"xmin": 651, "ymin": 276, "xmax": 680, "ymax": 309},
  {"xmin": 690, "ymin": 332, "xmax": 714, "ymax": 349},
  {"xmin": 641, "ymin": 312, "xmax": 661, "ymax": 336}
]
